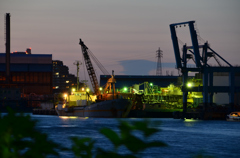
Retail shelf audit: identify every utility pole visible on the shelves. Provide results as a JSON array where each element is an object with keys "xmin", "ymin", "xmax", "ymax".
[
  {"xmin": 74, "ymin": 61, "xmax": 82, "ymax": 91},
  {"xmin": 156, "ymin": 47, "xmax": 163, "ymax": 76}
]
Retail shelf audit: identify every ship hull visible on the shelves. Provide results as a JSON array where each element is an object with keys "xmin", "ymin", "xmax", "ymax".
[{"xmin": 56, "ymin": 98, "xmax": 132, "ymax": 118}]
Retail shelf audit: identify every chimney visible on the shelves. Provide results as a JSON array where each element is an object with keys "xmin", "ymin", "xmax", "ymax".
[
  {"xmin": 26, "ymin": 48, "xmax": 31, "ymax": 54},
  {"xmin": 5, "ymin": 13, "xmax": 11, "ymax": 83}
]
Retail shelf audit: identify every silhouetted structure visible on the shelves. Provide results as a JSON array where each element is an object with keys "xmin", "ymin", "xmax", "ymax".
[
  {"xmin": 100, "ymin": 75, "xmax": 180, "ymax": 90},
  {"xmin": 52, "ymin": 60, "xmax": 80, "ymax": 94}
]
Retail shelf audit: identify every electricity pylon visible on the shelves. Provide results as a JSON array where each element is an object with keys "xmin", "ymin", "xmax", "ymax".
[{"xmin": 156, "ymin": 47, "xmax": 163, "ymax": 76}]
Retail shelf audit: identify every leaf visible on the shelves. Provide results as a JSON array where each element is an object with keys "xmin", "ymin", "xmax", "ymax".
[
  {"xmin": 133, "ymin": 121, "xmax": 159, "ymax": 137},
  {"xmin": 70, "ymin": 137, "xmax": 95, "ymax": 158},
  {"xmin": 122, "ymin": 133, "xmax": 148, "ymax": 153},
  {"xmin": 100, "ymin": 128, "xmax": 121, "ymax": 148}
]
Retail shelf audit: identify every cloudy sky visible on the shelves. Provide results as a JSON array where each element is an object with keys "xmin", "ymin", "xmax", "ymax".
[{"xmin": 0, "ymin": 0, "xmax": 239, "ymax": 81}]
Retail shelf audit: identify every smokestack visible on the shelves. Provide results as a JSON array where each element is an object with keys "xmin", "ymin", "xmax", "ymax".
[
  {"xmin": 26, "ymin": 48, "xmax": 31, "ymax": 54},
  {"xmin": 5, "ymin": 13, "xmax": 10, "ymax": 83}
]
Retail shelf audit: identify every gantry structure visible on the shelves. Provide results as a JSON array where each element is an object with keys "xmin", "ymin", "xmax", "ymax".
[{"xmin": 169, "ymin": 21, "xmax": 240, "ymax": 116}]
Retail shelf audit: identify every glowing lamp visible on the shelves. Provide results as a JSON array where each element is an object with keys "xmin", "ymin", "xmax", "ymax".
[
  {"xmin": 187, "ymin": 83, "xmax": 193, "ymax": 88},
  {"xmin": 63, "ymin": 93, "xmax": 68, "ymax": 99}
]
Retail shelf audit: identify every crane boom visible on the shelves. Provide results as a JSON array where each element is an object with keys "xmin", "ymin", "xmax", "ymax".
[{"xmin": 79, "ymin": 39, "xmax": 100, "ymax": 95}]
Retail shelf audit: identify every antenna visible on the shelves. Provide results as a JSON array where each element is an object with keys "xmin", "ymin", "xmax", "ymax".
[
  {"xmin": 156, "ymin": 47, "xmax": 163, "ymax": 76},
  {"xmin": 73, "ymin": 61, "xmax": 82, "ymax": 91}
]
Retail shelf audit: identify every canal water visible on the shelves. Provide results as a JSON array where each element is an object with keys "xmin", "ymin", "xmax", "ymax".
[{"xmin": 31, "ymin": 114, "xmax": 239, "ymax": 158}]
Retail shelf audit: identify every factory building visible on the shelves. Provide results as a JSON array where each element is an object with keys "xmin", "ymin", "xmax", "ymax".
[{"xmin": 0, "ymin": 48, "xmax": 53, "ymax": 97}]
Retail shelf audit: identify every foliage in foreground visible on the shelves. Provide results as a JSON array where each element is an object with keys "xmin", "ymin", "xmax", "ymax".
[{"xmin": 0, "ymin": 108, "xmax": 61, "ymax": 158}]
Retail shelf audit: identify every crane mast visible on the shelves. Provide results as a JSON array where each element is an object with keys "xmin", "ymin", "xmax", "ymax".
[{"xmin": 79, "ymin": 39, "xmax": 100, "ymax": 95}]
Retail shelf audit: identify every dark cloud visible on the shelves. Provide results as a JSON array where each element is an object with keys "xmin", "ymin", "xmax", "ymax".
[{"xmin": 119, "ymin": 60, "xmax": 177, "ymax": 75}]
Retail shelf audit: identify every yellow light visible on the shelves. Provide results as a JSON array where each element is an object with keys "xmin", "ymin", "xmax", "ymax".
[
  {"xmin": 63, "ymin": 93, "xmax": 67, "ymax": 100},
  {"xmin": 82, "ymin": 87, "xmax": 85, "ymax": 91},
  {"xmin": 99, "ymin": 87, "xmax": 102, "ymax": 91},
  {"xmin": 59, "ymin": 116, "xmax": 78, "ymax": 119},
  {"xmin": 187, "ymin": 83, "xmax": 192, "ymax": 88},
  {"xmin": 66, "ymin": 80, "xmax": 69, "ymax": 83},
  {"xmin": 59, "ymin": 116, "xmax": 68, "ymax": 119},
  {"xmin": 72, "ymin": 88, "xmax": 76, "ymax": 92},
  {"xmin": 86, "ymin": 88, "xmax": 90, "ymax": 92}
]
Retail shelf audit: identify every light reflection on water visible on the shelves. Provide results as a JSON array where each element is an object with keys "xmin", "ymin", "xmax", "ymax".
[{"xmin": 31, "ymin": 115, "xmax": 240, "ymax": 158}]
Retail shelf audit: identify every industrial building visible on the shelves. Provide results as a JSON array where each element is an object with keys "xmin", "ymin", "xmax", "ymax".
[{"xmin": 0, "ymin": 49, "xmax": 53, "ymax": 98}]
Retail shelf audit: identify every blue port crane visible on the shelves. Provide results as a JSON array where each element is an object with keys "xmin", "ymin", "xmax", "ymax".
[{"xmin": 169, "ymin": 21, "xmax": 240, "ymax": 117}]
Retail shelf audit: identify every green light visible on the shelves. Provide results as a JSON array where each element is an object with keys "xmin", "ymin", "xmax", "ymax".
[
  {"xmin": 187, "ymin": 83, "xmax": 192, "ymax": 88},
  {"xmin": 150, "ymin": 83, "xmax": 153, "ymax": 86},
  {"xmin": 124, "ymin": 87, "xmax": 127, "ymax": 92}
]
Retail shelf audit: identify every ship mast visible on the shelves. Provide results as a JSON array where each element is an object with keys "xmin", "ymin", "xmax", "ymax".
[{"xmin": 74, "ymin": 61, "xmax": 82, "ymax": 91}]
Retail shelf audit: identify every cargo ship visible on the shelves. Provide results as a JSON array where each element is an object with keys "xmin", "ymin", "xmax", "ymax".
[{"xmin": 55, "ymin": 96, "xmax": 132, "ymax": 118}]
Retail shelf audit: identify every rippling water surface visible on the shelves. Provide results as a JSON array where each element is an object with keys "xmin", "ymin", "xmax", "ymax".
[{"xmin": 31, "ymin": 114, "xmax": 240, "ymax": 158}]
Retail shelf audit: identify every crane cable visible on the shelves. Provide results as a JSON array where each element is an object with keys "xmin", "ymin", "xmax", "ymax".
[{"xmin": 87, "ymin": 49, "xmax": 110, "ymax": 75}]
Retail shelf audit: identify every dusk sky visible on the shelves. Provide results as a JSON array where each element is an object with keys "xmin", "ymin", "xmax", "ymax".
[{"xmin": 1, "ymin": 0, "xmax": 240, "ymax": 82}]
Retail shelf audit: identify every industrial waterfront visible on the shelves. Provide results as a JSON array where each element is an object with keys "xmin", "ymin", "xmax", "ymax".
[
  {"xmin": 32, "ymin": 114, "xmax": 240, "ymax": 158},
  {"xmin": 1, "ymin": 1, "xmax": 240, "ymax": 158},
  {"xmin": 1, "ymin": 13, "xmax": 240, "ymax": 120}
]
